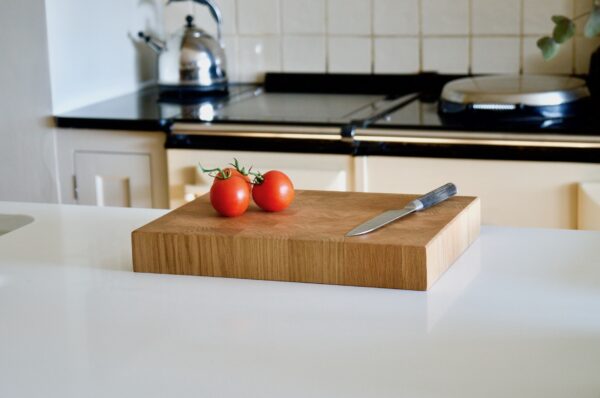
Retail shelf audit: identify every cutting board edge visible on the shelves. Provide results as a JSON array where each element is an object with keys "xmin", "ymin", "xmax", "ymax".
[{"xmin": 424, "ymin": 197, "xmax": 481, "ymax": 289}]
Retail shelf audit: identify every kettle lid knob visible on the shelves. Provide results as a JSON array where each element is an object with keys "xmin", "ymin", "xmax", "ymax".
[{"xmin": 185, "ymin": 15, "xmax": 194, "ymax": 27}]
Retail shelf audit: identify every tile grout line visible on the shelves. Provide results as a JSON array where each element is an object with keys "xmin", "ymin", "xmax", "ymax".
[
  {"xmin": 370, "ymin": 0, "xmax": 375, "ymax": 73},
  {"xmin": 468, "ymin": 0, "xmax": 473, "ymax": 74},
  {"xmin": 325, "ymin": 0, "xmax": 330, "ymax": 73},
  {"xmin": 278, "ymin": 0, "xmax": 284, "ymax": 73},
  {"xmin": 234, "ymin": 0, "xmax": 242, "ymax": 81},
  {"xmin": 572, "ymin": 0, "xmax": 577, "ymax": 74},
  {"xmin": 519, "ymin": 0, "xmax": 525, "ymax": 74},
  {"xmin": 418, "ymin": 0, "xmax": 424, "ymax": 72}
]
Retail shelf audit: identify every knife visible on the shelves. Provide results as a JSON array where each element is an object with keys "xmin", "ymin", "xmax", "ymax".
[{"xmin": 345, "ymin": 183, "xmax": 458, "ymax": 237}]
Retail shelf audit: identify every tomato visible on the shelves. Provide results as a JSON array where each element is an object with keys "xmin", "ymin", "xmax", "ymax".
[
  {"xmin": 210, "ymin": 174, "xmax": 250, "ymax": 217},
  {"xmin": 218, "ymin": 168, "xmax": 252, "ymax": 192},
  {"xmin": 252, "ymin": 171, "xmax": 294, "ymax": 212}
]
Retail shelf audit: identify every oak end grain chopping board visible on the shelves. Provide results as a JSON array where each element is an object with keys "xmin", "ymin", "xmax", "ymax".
[{"xmin": 132, "ymin": 190, "xmax": 480, "ymax": 290}]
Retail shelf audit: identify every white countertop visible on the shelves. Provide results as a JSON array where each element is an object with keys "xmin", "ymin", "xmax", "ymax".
[{"xmin": 1, "ymin": 201, "xmax": 599, "ymax": 398}]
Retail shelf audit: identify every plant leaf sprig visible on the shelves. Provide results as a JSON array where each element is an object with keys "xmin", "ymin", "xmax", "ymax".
[{"xmin": 538, "ymin": 1, "xmax": 600, "ymax": 60}]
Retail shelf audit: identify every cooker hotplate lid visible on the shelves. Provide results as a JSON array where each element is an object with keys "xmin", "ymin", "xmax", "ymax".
[{"xmin": 440, "ymin": 75, "xmax": 590, "ymax": 107}]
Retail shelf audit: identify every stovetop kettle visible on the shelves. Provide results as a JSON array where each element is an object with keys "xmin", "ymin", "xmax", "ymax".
[{"xmin": 139, "ymin": 0, "xmax": 227, "ymax": 93}]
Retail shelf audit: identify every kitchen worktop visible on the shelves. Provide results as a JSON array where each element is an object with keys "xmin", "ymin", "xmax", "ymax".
[
  {"xmin": 1, "ymin": 201, "xmax": 599, "ymax": 397},
  {"xmin": 54, "ymin": 84, "xmax": 259, "ymax": 131}
]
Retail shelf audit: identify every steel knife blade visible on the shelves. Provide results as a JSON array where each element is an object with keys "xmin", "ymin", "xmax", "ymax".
[{"xmin": 345, "ymin": 183, "xmax": 457, "ymax": 237}]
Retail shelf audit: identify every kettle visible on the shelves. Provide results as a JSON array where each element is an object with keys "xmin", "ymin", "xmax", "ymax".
[{"xmin": 139, "ymin": 0, "xmax": 228, "ymax": 93}]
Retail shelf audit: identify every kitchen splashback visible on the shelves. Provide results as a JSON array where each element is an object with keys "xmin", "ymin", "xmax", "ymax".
[{"xmin": 166, "ymin": 0, "xmax": 599, "ymax": 82}]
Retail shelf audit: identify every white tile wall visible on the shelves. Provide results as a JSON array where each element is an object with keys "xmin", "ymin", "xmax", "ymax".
[
  {"xmin": 374, "ymin": 38, "xmax": 420, "ymax": 73},
  {"xmin": 422, "ymin": 0, "xmax": 470, "ymax": 35},
  {"xmin": 373, "ymin": 0, "xmax": 420, "ymax": 35},
  {"xmin": 523, "ymin": 36, "xmax": 573, "ymax": 74},
  {"xmin": 523, "ymin": 0, "xmax": 572, "ymax": 35},
  {"xmin": 472, "ymin": 38, "xmax": 521, "ymax": 74},
  {"xmin": 238, "ymin": 0, "xmax": 280, "ymax": 34},
  {"xmin": 161, "ymin": 0, "xmax": 598, "ymax": 82},
  {"xmin": 328, "ymin": 0, "xmax": 372, "ymax": 35},
  {"xmin": 193, "ymin": 0, "xmax": 237, "ymax": 36},
  {"xmin": 237, "ymin": 36, "xmax": 281, "ymax": 82},
  {"xmin": 164, "ymin": 1, "xmax": 193, "ymax": 35},
  {"xmin": 328, "ymin": 37, "xmax": 372, "ymax": 73},
  {"xmin": 423, "ymin": 38, "xmax": 470, "ymax": 73},
  {"xmin": 283, "ymin": 36, "xmax": 326, "ymax": 72},
  {"xmin": 222, "ymin": 36, "xmax": 239, "ymax": 81},
  {"xmin": 281, "ymin": 0, "xmax": 326, "ymax": 34},
  {"xmin": 472, "ymin": 0, "xmax": 521, "ymax": 35}
]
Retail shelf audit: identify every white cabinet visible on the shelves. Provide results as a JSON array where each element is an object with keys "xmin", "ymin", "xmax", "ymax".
[
  {"xmin": 167, "ymin": 149, "xmax": 355, "ymax": 208},
  {"xmin": 578, "ymin": 182, "xmax": 600, "ymax": 230},
  {"xmin": 74, "ymin": 152, "xmax": 152, "ymax": 207},
  {"xmin": 56, "ymin": 129, "xmax": 168, "ymax": 209},
  {"xmin": 359, "ymin": 156, "xmax": 600, "ymax": 229}
]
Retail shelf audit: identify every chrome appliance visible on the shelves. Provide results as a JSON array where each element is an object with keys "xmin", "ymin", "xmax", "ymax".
[
  {"xmin": 439, "ymin": 75, "xmax": 590, "ymax": 119},
  {"xmin": 139, "ymin": 0, "xmax": 227, "ymax": 93}
]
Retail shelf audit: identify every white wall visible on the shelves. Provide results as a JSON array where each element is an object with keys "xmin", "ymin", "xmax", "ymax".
[
  {"xmin": 45, "ymin": 0, "xmax": 162, "ymax": 113},
  {"xmin": 177, "ymin": 0, "xmax": 596, "ymax": 82},
  {"xmin": 0, "ymin": 0, "xmax": 58, "ymax": 203}
]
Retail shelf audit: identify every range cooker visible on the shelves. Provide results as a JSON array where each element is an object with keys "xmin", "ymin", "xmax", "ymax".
[
  {"xmin": 157, "ymin": 73, "xmax": 599, "ymax": 134},
  {"xmin": 55, "ymin": 72, "xmax": 600, "ymax": 163}
]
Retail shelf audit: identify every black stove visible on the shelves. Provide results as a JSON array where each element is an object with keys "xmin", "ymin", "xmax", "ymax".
[
  {"xmin": 54, "ymin": 72, "xmax": 600, "ymax": 164},
  {"xmin": 266, "ymin": 73, "xmax": 600, "ymax": 134},
  {"xmin": 56, "ymin": 72, "xmax": 600, "ymax": 135},
  {"xmin": 369, "ymin": 95, "xmax": 600, "ymax": 135}
]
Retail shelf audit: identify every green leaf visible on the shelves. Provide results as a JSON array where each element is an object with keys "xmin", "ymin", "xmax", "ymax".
[
  {"xmin": 584, "ymin": 6, "xmax": 600, "ymax": 37},
  {"xmin": 551, "ymin": 15, "xmax": 569, "ymax": 24},
  {"xmin": 551, "ymin": 15, "xmax": 575, "ymax": 43},
  {"xmin": 537, "ymin": 36, "xmax": 560, "ymax": 60}
]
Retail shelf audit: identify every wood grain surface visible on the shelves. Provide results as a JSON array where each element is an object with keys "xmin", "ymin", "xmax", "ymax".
[{"xmin": 132, "ymin": 190, "xmax": 480, "ymax": 290}]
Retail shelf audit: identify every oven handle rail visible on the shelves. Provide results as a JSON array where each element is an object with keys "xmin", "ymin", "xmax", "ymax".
[{"xmin": 170, "ymin": 122, "xmax": 600, "ymax": 150}]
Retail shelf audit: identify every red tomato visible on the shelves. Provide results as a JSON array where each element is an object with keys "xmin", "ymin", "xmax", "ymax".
[
  {"xmin": 218, "ymin": 168, "xmax": 252, "ymax": 192},
  {"xmin": 210, "ymin": 174, "xmax": 250, "ymax": 217},
  {"xmin": 252, "ymin": 171, "xmax": 294, "ymax": 212}
]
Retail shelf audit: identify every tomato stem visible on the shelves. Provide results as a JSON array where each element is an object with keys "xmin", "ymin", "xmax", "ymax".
[
  {"xmin": 249, "ymin": 171, "xmax": 264, "ymax": 185},
  {"xmin": 198, "ymin": 164, "xmax": 231, "ymax": 179},
  {"xmin": 228, "ymin": 158, "xmax": 252, "ymax": 176}
]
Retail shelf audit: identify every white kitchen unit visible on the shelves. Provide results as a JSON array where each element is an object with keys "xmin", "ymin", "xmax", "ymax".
[
  {"xmin": 56, "ymin": 129, "xmax": 169, "ymax": 209},
  {"xmin": 578, "ymin": 182, "xmax": 600, "ymax": 230},
  {"xmin": 1, "ymin": 201, "xmax": 600, "ymax": 397},
  {"xmin": 359, "ymin": 156, "xmax": 600, "ymax": 229},
  {"xmin": 167, "ymin": 148, "xmax": 355, "ymax": 208}
]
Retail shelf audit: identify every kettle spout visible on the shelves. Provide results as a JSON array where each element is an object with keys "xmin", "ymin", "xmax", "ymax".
[{"xmin": 138, "ymin": 31, "xmax": 165, "ymax": 54}]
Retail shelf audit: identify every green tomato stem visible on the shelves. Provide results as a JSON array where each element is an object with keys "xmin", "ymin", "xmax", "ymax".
[{"xmin": 198, "ymin": 164, "xmax": 230, "ymax": 179}]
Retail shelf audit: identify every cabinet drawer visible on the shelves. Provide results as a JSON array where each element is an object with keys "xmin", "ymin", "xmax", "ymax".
[{"xmin": 361, "ymin": 156, "xmax": 600, "ymax": 229}]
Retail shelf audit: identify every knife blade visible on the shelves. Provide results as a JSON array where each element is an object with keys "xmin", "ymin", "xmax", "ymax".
[{"xmin": 345, "ymin": 183, "xmax": 458, "ymax": 237}]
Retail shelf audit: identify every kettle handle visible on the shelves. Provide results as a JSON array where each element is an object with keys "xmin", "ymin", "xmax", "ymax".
[{"xmin": 168, "ymin": 0, "xmax": 223, "ymax": 41}]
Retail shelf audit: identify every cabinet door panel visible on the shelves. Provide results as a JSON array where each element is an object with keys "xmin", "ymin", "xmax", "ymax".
[
  {"xmin": 168, "ymin": 149, "xmax": 354, "ymax": 208},
  {"xmin": 94, "ymin": 175, "xmax": 131, "ymax": 207},
  {"xmin": 75, "ymin": 152, "xmax": 152, "ymax": 208},
  {"xmin": 362, "ymin": 156, "xmax": 600, "ymax": 229},
  {"xmin": 56, "ymin": 129, "xmax": 168, "ymax": 209}
]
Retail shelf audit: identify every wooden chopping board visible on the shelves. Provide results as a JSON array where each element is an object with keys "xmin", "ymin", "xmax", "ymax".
[{"xmin": 132, "ymin": 190, "xmax": 480, "ymax": 291}]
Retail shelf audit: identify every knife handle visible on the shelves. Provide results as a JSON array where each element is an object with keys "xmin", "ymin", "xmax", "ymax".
[{"xmin": 412, "ymin": 183, "xmax": 457, "ymax": 211}]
